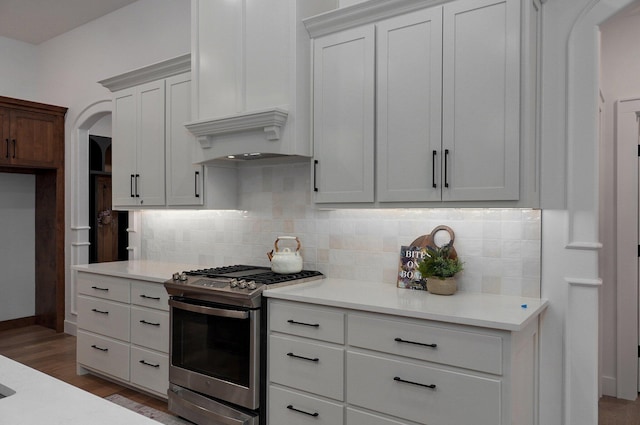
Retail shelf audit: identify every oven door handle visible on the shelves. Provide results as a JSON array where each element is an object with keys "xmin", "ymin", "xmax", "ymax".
[{"xmin": 169, "ymin": 299, "xmax": 249, "ymax": 319}]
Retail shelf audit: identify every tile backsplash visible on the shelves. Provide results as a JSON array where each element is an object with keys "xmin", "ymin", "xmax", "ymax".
[{"xmin": 139, "ymin": 162, "xmax": 541, "ymax": 297}]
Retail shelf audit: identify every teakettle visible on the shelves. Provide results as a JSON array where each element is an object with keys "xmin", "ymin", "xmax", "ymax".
[{"xmin": 267, "ymin": 236, "xmax": 303, "ymax": 274}]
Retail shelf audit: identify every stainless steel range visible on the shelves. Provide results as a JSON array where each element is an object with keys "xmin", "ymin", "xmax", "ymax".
[{"xmin": 164, "ymin": 265, "xmax": 323, "ymax": 425}]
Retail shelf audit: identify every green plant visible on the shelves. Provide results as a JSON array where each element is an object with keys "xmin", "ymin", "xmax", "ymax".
[{"xmin": 417, "ymin": 244, "xmax": 463, "ymax": 280}]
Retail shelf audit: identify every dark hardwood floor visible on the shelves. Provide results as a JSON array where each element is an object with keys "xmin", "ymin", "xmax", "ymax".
[{"xmin": 0, "ymin": 325, "xmax": 170, "ymax": 414}]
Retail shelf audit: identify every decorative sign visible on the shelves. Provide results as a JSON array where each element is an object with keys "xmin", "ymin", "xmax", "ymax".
[{"xmin": 397, "ymin": 245, "xmax": 428, "ymax": 290}]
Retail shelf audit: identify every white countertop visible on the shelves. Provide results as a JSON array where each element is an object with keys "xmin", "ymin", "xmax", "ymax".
[
  {"xmin": 264, "ymin": 278, "xmax": 548, "ymax": 331},
  {"xmin": 0, "ymin": 355, "xmax": 159, "ymax": 425},
  {"xmin": 72, "ymin": 260, "xmax": 202, "ymax": 283}
]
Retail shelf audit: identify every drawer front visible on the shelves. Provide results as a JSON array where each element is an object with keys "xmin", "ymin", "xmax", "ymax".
[
  {"xmin": 269, "ymin": 385, "xmax": 343, "ymax": 425},
  {"xmin": 269, "ymin": 334, "xmax": 344, "ymax": 400},
  {"xmin": 131, "ymin": 306, "xmax": 169, "ymax": 353},
  {"xmin": 347, "ymin": 351, "xmax": 501, "ymax": 425},
  {"xmin": 77, "ymin": 272, "xmax": 130, "ymax": 303},
  {"xmin": 347, "ymin": 408, "xmax": 411, "ymax": 425},
  {"xmin": 130, "ymin": 346, "xmax": 169, "ymax": 397},
  {"xmin": 348, "ymin": 313, "xmax": 503, "ymax": 374},
  {"xmin": 77, "ymin": 295, "xmax": 130, "ymax": 341},
  {"xmin": 77, "ymin": 330, "xmax": 130, "ymax": 381},
  {"xmin": 269, "ymin": 300, "xmax": 345, "ymax": 344},
  {"xmin": 131, "ymin": 281, "xmax": 169, "ymax": 311}
]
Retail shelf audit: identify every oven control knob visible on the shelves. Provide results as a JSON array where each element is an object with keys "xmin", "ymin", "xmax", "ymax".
[
  {"xmin": 230, "ymin": 279, "xmax": 239, "ymax": 288},
  {"xmin": 179, "ymin": 273, "xmax": 188, "ymax": 282},
  {"xmin": 172, "ymin": 272, "xmax": 180, "ymax": 281},
  {"xmin": 238, "ymin": 280, "xmax": 247, "ymax": 289},
  {"xmin": 247, "ymin": 281, "xmax": 257, "ymax": 290}
]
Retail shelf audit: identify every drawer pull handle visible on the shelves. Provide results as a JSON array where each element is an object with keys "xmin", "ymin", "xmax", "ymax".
[
  {"xmin": 287, "ymin": 404, "xmax": 319, "ymax": 418},
  {"xmin": 140, "ymin": 319, "xmax": 161, "ymax": 326},
  {"xmin": 286, "ymin": 352, "xmax": 319, "ymax": 362},
  {"xmin": 91, "ymin": 286, "xmax": 109, "ymax": 291},
  {"xmin": 91, "ymin": 344, "xmax": 108, "ymax": 352},
  {"xmin": 394, "ymin": 376, "xmax": 436, "ymax": 389},
  {"xmin": 139, "ymin": 360, "xmax": 160, "ymax": 368},
  {"xmin": 287, "ymin": 319, "xmax": 320, "ymax": 328},
  {"xmin": 140, "ymin": 294, "xmax": 161, "ymax": 300},
  {"xmin": 91, "ymin": 308, "xmax": 109, "ymax": 315},
  {"xmin": 394, "ymin": 337, "xmax": 437, "ymax": 348}
]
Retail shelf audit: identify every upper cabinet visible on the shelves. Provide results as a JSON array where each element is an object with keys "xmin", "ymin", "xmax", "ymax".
[
  {"xmin": 307, "ymin": 0, "xmax": 541, "ymax": 207},
  {"xmin": 0, "ymin": 98, "xmax": 66, "ymax": 168}
]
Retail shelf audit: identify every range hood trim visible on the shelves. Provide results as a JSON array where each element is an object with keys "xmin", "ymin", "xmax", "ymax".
[{"xmin": 185, "ymin": 108, "xmax": 289, "ymax": 149}]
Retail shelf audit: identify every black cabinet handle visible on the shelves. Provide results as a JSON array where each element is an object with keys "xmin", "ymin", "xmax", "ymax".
[
  {"xmin": 140, "ymin": 319, "xmax": 160, "ymax": 326},
  {"xmin": 287, "ymin": 405, "xmax": 319, "ymax": 417},
  {"xmin": 444, "ymin": 149, "xmax": 450, "ymax": 188},
  {"xmin": 12, "ymin": 139, "xmax": 16, "ymax": 158},
  {"xmin": 287, "ymin": 352, "xmax": 319, "ymax": 362},
  {"xmin": 432, "ymin": 150, "xmax": 437, "ymax": 188},
  {"xmin": 130, "ymin": 174, "xmax": 135, "ymax": 198},
  {"xmin": 195, "ymin": 171, "xmax": 200, "ymax": 198},
  {"xmin": 139, "ymin": 360, "xmax": 160, "ymax": 368},
  {"xmin": 91, "ymin": 344, "xmax": 108, "ymax": 352},
  {"xmin": 313, "ymin": 159, "xmax": 319, "ymax": 192},
  {"xmin": 287, "ymin": 319, "xmax": 320, "ymax": 328},
  {"xmin": 394, "ymin": 337, "xmax": 437, "ymax": 348},
  {"xmin": 91, "ymin": 286, "xmax": 109, "ymax": 291},
  {"xmin": 4, "ymin": 139, "xmax": 8, "ymax": 158},
  {"xmin": 140, "ymin": 294, "xmax": 160, "ymax": 300},
  {"xmin": 394, "ymin": 376, "xmax": 436, "ymax": 389},
  {"xmin": 91, "ymin": 308, "xmax": 109, "ymax": 315},
  {"xmin": 135, "ymin": 174, "xmax": 140, "ymax": 197}
]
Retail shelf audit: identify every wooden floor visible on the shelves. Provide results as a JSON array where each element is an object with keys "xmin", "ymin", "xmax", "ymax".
[
  {"xmin": 0, "ymin": 325, "xmax": 170, "ymax": 414},
  {"xmin": 600, "ymin": 395, "xmax": 640, "ymax": 425}
]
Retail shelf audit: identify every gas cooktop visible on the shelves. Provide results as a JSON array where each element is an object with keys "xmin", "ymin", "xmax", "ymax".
[{"xmin": 164, "ymin": 265, "xmax": 324, "ymax": 308}]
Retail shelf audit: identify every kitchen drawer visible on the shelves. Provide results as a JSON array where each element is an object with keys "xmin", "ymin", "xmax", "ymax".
[
  {"xmin": 77, "ymin": 273, "xmax": 130, "ymax": 303},
  {"xmin": 269, "ymin": 385, "xmax": 343, "ymax": 425},
  {"xmin": 269, "ymin": 334, "xmax": 344, "ymax": 401},
  {"xmin": 77, "ymin": 330, "xmax": 130, "ymax": 381},
  {"xmin": 131, "ymin": 306, "xmax": 169, "ymax": 353},
  {"xmin": 269, "ymin": 300, "xmax": 344, "ymax": 344},
  {"xmin": 346, "ymin": 351, "xmax": 501, "ymax": 425},
  {"xmin": 347, "ymin": 408, "xmax": 412, "ymax": 425},
  {"xmin": 77, "ymin": 295, "xmax": 130, "ymax": 341},
  {"xmin": 130, "ymin": 346, "xmax": 169, "ymax": 397},
  {"xmin": 348, "ymin": 313, "xmax": 503, "ymax": 374},
  {"xmin": 131, "ymin": 280, "xmax": 169, "ymax": 311}
]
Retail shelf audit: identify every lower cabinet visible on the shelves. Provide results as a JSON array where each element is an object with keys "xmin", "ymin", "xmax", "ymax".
[
  {"xmin": 267, "ymin": 299, "xmax": 539, "ymax": 425},
  {"xmin": 76, "ymin": 272, "xmax": 170, "ymax": 399}
]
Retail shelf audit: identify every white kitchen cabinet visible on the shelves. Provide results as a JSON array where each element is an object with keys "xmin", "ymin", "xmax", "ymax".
[
  {"xmin": 267, "ymin": 298, "xmax": 539, "ymax": 425},
  {"xmin": 112, "ymin": 80, "xmax": 166, "ymax": 207},
  {"xmin": 312, "ymin": 25, "xmax": 375, "ymax": 203},
  {"xmin": 76, "ymin": 271, "xmax": 170, "ymax": 399}
]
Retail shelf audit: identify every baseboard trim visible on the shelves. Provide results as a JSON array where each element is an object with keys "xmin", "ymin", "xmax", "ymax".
[{"xmin": 0, "ymin": 316, "xmax": 37, "ymax": 331}]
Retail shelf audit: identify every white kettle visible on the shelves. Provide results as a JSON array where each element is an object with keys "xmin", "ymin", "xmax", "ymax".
[{"xmin": 267, "ymin": 236, "xmax": 303, "ymax": 274}]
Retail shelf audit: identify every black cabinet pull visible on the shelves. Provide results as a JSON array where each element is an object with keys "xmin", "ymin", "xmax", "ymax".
[
  {"xmin": 139, "ymin": 360, "xmax": 160, "ymax": 368},
  {"xmin": 130, "ymin": 174, "xmax": 135, "ymax": 198},
  {"xmin": 286, "ymin": 405, "xmax": 319, "ymax": 418},
  {"xmin": 287, "ymin": 319, "xmax": 320, "ymax": 328},
  {"xmin": 140, "ymin": 319, "xmax": 160, "ymax": 326},
  {"xmin": 91, "ymin": 308, "xmax": 109, "ymax": 315},
  {"xmin": 444, "ymin": 149, "xmax": 450, "ymax": 188},
  {"xmin": 4, "ymin": 139, "xmax": 8, "ymax": 158},
  {"xmin": 140, "ymin": 294, "xmax": 160, "ymax": 300},
  {"xmin": 313, "ymin": 159, "xmax": 319, "ymax": 192},
  {"xmin": 195, "ymin": 171, "xmax": 200, "ymax": 198},
  {"xmin": 394, "ymin": 376, "xmax": 436, "ymax": 389},
  {"xmin": 135, "ymin": 174, "xmax": 140, "ymax": 197},
  {"xmin": 12, "ymin": 139, "xmax": 15, "ymax": 158},
  {"xmin": 91, "ymin": 286, "xmax": 109, "ymax": 291},
  {"xmin": 287, "ymin": 352, "xmax": 319, "ymax": 362},
  {"xmin": 91, "ymin": 344, "xmax": 108, "ymax": 352},
  {"xmin": 432, "ymin": 150, "xmax": 437, "ymax": 188},
  {"xmin": 394, "ymin": 337, "xmax": 437, "ymax": 348}
]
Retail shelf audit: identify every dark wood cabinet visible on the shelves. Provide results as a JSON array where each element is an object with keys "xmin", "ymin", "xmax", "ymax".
[{"xmin": 0, "ymin": 96, "xmax": 67, "ymax": 332}]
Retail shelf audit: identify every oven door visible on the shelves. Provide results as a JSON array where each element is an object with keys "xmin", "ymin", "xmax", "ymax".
[{"xmin": 169, "ymin": 297, "xmax": 260, "ymax": 410}]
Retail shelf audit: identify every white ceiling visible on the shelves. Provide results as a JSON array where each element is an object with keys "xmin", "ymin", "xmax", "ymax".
[{"xmin": 0, "ymin": 0, "xmax": 139, "ymax": 45}]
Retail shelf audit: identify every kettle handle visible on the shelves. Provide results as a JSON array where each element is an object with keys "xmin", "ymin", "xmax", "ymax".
[{"xmin": 274, "ymin": 236, "xmax": 301, "ymax": 253}]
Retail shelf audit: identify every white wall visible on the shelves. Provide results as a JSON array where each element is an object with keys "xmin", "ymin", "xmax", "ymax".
[
  {"xmin": 89, "ymin": 115, "xmax": 112, "ymax": 138},
  {"xmin": 0, "ymin": 37, "xmax": 40, "ymax": 101},
  {"xmin": 0, "ymin": 173, "xmax": 35, "ymax": 321}
]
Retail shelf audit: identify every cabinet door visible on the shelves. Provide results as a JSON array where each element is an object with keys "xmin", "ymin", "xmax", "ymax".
[
  {"xmin": 165, "ymin": 73, "xmax": 203, "ymax": 206},
  {"xmin": 313, "ymin": 25, "xmax": 375, "ymax": 203},
  {"xmin": 112, "ymin": 88, "xmax": 138, "ymax": 207},
  {"xmin": 9, "ymin": 109, "xmax": 61, "ymax": 166},
  {"xmin": 136, "ymin": 80, "xmax": 166, "ymax": 206},
  {"xmin": 0, "ymin": 108, "xmax": 10, "ymax": 165},
  {"xmin": 377, "ymin": 8, "xmax": 443, "ymax": 202},
  {"xmin": 442, "ymin": 0, "xmax": 520, "ymax": 201}
]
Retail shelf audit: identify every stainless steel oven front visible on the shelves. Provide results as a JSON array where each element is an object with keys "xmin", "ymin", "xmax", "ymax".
[{"xmin": 168, "ymin": 296, "xmax": 260, "ymax": 424}]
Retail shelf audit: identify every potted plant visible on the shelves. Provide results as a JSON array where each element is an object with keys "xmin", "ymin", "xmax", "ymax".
[{"xmin": 417, "ymin": 243, "xmax": 463, "ymax": 295}]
